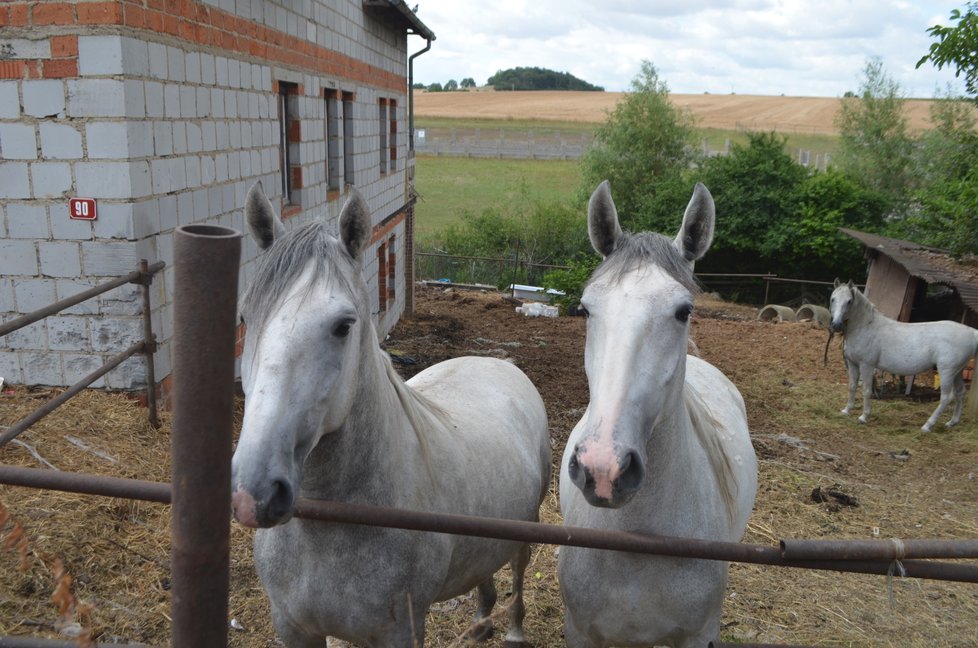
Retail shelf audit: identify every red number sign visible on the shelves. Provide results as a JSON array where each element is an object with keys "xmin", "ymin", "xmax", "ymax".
[{"xmin": 69, "ymin": 197, "xmax": 98, "ymax": 221}]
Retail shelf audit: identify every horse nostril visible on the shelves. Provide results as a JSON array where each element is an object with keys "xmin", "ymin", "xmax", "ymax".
[
  {"xmin": 617, "ymin": 450, "xmax": 645, "ymax": 496},
  {"xmin": 568, "ymin": 452, "xmax": 581, "ymax": 478},
  {"xmin": 265, "ymin": 478, "xmax": 295, "ymax": 525}
]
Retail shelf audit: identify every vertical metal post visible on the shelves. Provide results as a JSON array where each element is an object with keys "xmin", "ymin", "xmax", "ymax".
[
  {"xmin": 139, "ymin": 259, "xmax": 160, "ymax": 429},
  {"xmin": 170, "ymin": 224, "xmax": 240, "ymax": 648}
]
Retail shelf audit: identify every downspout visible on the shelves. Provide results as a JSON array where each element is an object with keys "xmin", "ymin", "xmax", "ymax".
[
  {"xmin": 406, "ymin": 35, "xmax": 431, "ymax": 316},
  {"xmin": 408, "ymin": 37, "xmax": 432, "ymax": 151}
]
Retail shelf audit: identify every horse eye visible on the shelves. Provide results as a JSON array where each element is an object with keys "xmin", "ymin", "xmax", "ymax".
[
  {"xmin": 675, "ymin": 304, "xmax": 693, "ymax": 322},
  {"xmin": 332, "ymin": 320, "xmax": 353, "ymax": 338}
]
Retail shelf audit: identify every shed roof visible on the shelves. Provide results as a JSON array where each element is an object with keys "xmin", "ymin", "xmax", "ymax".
[
  {"xmin": 363, "ymin": 0, "xmax": 436, "ymax": 40},
  {"xmin": 839, "ymin": 227, "xmax": 978, "ymax": 315}
]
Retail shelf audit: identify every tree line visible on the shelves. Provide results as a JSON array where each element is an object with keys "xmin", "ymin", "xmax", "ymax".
[{"xmin": 416, "ymin": 67, "xmax": 602, "ymax": 93}]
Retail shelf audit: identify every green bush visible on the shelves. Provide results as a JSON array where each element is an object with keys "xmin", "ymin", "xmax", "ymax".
[{"xmin": 543, "ymin": 255, "xmax": 600, "ymax": 313}]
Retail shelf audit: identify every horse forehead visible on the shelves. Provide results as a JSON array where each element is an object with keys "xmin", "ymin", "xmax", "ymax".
[
  {"xmin": 831, "ymin": 286, "xmax": 852, "ymax": 304},
  {"xmin": 257, "ymin": 263, "xmax": 352, "ymax": 328},
  {"xmin": 588, "ymin": 263, "xmax": 687, "ymax": 304}
]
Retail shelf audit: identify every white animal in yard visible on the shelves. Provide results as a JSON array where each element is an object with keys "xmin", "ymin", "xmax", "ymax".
[
  {"xmin": 559, "ymin": 180, "xmax": 758, "ymax": 648},
  {"xmin": 829, "ymin": 279, "xmax": 978, "ymax": 432},
  {"xmin": 230, "ymin": 181, "xmax": 552, "ymax": 647}
]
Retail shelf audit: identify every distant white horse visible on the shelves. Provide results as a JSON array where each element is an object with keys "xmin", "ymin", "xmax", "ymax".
[
  {"xmin": 829, "ymin": 279, "xmax": 978, "ymax": 432},
  {"xmin": 230, "ymin": 182, "xmax": 552, "ymax": 647},
  {"xmin": 558, "ymin": 181, "xmax": 758, "ymax": 647}
]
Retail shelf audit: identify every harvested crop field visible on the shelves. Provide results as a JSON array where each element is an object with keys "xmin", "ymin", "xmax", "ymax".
[
  {"xmin": 2, "ymin": 286, "xmax": 978, "ymax": 646},
  {"xmin": 415, "ymin": 90, "xmax": 958, "ymax": 134}
]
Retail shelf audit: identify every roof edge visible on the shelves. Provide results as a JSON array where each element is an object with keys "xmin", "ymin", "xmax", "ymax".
[{"xmin": 363, "ymin": 0, "xmax": 436, "ymax": 41}]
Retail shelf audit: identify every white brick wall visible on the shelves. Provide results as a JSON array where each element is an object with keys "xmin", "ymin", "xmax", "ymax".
[{"xmin": 1, "ymin": 0, "xmax": 416, "ymax": 390}]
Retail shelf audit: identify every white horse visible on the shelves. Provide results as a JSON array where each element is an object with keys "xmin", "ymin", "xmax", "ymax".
[
  {"xmin": 558, "ymin": 181, "xmax": 758, "ymax": 648},
  {"xmin": 829, "ymin": 279, "xmax": 978, "ymax": 432},
  {"xmin": 230, "ymin": 182, "xmax": 552, "ymax": 647}
]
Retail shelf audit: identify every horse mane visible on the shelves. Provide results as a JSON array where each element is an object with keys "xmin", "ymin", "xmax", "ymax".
[
  {"xmin": 683, "ymin": 378, "xmax": 739, "ymax": 527},
  {"xmin": 241, "ymin": 219, "xmax": 359, "ymax": 334},
  {"xmin": 850, "ymin": 285, "xmax": 883, "ymax": 321},
  {"xmin": 382, "ymin": 354, "xmax": 452, "ymax": 484},
  {"xmin": 588, "ymin": 231, "xmax": 701, "ymax": 296}
]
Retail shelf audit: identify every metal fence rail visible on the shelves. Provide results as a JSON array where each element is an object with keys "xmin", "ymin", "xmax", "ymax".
[
  {"xmin": 2, "ymin": 463, "xmax": 977, "ymax": 584},
  {"xmin": 0, "ymin": 260, "xmax": 165, "ymax": 441},
  {"xmin": 415, "ymin": 257, "xmax": 843, "ymax": 306}
]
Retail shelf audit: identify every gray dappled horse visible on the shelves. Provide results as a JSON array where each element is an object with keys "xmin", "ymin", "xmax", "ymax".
[
  {"xmin": 230, "ymin": 182, "xmax": 552, "ymax": 647},
  {"xmin": 830, "ymin": 279, "xmax": 978, "ymax": 432},
  {"xmin": 559, "ymin": 181, "xmax": 758, "ymax": 647}
]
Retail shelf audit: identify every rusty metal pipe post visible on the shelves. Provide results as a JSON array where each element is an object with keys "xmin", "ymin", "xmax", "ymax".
[
  {"xmin": 139, "ymin": 259, "xmax": 161, "ymax": 429},
  {"xmin": 170, "ymin": 224, "xmax": 240, "ymax": 648}
]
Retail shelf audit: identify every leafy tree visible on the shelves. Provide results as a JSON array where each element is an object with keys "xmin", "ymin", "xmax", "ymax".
[
  {"xmin": 791, "ymin": 169, "xmax": 888, "ymax": 279},
  {"xmin": 578, "ymin": 60, "xmax": 699, "ymax": 228},
  {"xmin": 889, "ymin": 92, "xmax": 978, "ymax": 254},
  {"xmin": 834, "ymin": 57, "xmax": 914, "ymax": 213},
  {"xmin": 693, "ymin": 132, "xmax": 808, "ymax": 275},
  {"xmin": 426, "ymin": 82, "xmax": 443, "ymax": 92},
  {"xmin": 460, "ymin": 77, "xmax": 477, "ymax": 89},
  {"xmin": 444, "ymin": 79, "xmax": 459, "ymax": 91},
  {"xmin": 917, "ymin": 3, "xmax": 978, "ymax": 103}
]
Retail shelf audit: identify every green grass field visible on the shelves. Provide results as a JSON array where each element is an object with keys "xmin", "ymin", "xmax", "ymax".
[
  {"xmin": 413, "ymin": 154, "xmax": 583, "ymax": 246},
  {"xmin": 412, "ymin": 118, "xmax": 841, "ymax": 247}
]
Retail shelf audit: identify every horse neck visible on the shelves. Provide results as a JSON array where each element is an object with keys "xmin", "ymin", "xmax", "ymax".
[
  {"xmin": 641, "ymin": 380, "xmax": 737, "ymax": 530},
  {"xmin": 301, "ymin": 325, "xmax": 426, "ymax": 502},
  {"xmin": 848, "ymin": 290, "xmax": 884, "ymax": 331},
  {"xmin": 643, "ymin": 383, "xmax": 701, "ymax": 483}
]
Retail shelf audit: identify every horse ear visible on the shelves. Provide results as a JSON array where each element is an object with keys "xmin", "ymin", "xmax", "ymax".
[
  {"xmin": 587, "ymin": 180, "xmax": 622, "ymax": 257},
  {"xmin": 339, "ymin": 188, "xmax": 371, "ymax": 260},
  {"xmin": 847, "ymin": 279, "xmax": 855, "ymax": 289},
  {"xmin": 245, "ymin": 181, "xmax": 286, "ymax": 250},
  {"xmin": 834, "ymin": 278, "xmax": 841, "ymax": 288},
  {"xmin": 673, "ymin": 182, "xmax": 715, "ymax": 263}
]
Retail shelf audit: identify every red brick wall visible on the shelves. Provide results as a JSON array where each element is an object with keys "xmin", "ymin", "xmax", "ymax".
[{"xmin": 0, "ymin": 1, "xmax": 405, "ymax": 91}]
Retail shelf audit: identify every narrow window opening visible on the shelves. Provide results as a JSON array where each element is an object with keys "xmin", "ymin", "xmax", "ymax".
[
  {"xmin": 277, "ymin": 82, "xmax": 300, "ymax": 205},
  {"xmin": 377, "ymin": 241, "xmax": 388, "ymax": 314},
  {"xmin": 342, "ymin": 91, "xmax": 355, "ymax": 186},
  {"xmin": 379, "ymin": 98, "xmax": 389, "ymax": 174},
  {"xmin": 325, "ymin": 89, "xmax": 341, "ymax": 193}
]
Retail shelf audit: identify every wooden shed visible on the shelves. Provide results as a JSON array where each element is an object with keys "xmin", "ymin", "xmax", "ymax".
[{"xmin": 840, "ymin": 228, "xmax": 978, "ymax": 328}]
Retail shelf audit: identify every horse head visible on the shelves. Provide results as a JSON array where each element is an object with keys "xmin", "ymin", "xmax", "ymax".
[
  {"xmin": 230, "ymin": 182, "xmax": 372, "ymax": 528},
  {"xmin": 829, "ymin": 279, "xmax": 856, "ymax": 333},
  {"xmin": 566, "ymin": 180, "xmax": 714, "ymax": 508}
]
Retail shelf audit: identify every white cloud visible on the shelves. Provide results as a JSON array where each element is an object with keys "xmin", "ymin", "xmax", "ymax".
[{"xmin": 409, "ymin": 0, "xmax": 967, "ymax": 98}]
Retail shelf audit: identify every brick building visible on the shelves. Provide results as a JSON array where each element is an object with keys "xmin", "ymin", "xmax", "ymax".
[{"xmin": 0, "ymin": 1, "xmax": 434, "ymax": 396}]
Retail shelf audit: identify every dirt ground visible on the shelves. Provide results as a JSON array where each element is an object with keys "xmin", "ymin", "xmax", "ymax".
[
  {"xmin": 1, "ymin": 285, "xmax": 977, "ymax": 646},
  {"xmin": 414, "ymin": 90, "xmax": 957, "ymax": 134}
]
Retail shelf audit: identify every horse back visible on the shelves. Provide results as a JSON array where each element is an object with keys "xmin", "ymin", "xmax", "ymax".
[
  {"xmin": 405, "ymin": 355, "xmax": 551, "ymax": 507},
  {"xmin": 406, "ymin": 356, "xmax": 551, "ymax": 599},
  {"xmin": 856, "ymin": 319, "xmax": 978, "ymax": 374},
  {"xmin": 407, "ymin": 356, "xmax": 549, "ymax": 449}
]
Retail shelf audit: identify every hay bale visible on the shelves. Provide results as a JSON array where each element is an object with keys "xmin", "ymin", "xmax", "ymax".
[
  {"xmin": 757, "ymin": 304, "xmax": 797, "ymax": 323},
  {"xmin": 796, "ymin": 304, "xmax": 831, "ymax": 328}
]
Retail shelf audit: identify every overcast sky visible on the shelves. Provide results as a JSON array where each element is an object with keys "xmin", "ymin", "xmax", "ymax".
[{"xmin": 408, "ymin": 1, "xmax": 967, "ymax": 98}]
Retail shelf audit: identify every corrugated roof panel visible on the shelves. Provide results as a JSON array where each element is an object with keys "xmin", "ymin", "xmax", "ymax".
[{"xmin": 839, "ymin": 228, "xmax": 978, "ymax": 315}]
